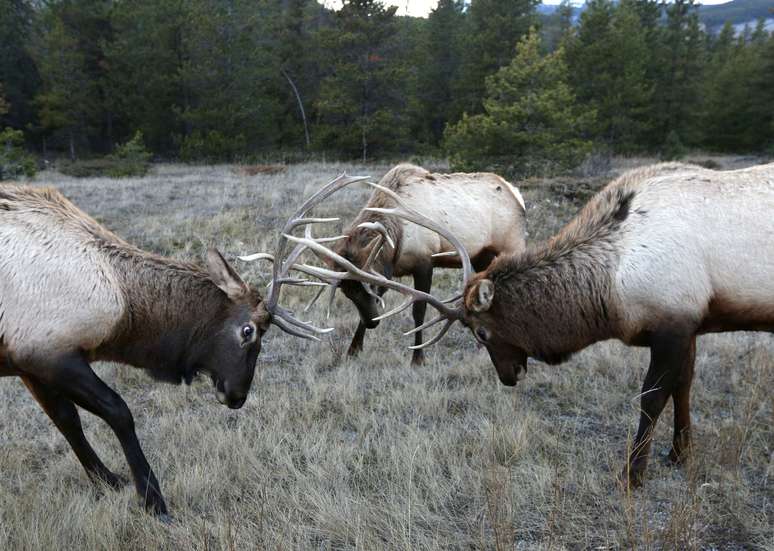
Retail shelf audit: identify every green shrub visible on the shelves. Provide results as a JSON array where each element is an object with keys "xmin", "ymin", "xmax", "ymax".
[
  {"xmin": 59, "ymin": 131, "xmax": 151, "ymax": 178},
  {"xmin": 179, "ymin": 130, "xmax": 246, "ymax": 163},
  {"xmin": 0, "ymin": 127, "xmax": 37, "ymax": 180},
  {"xmin": 661, "ymin": 130, "xmax": 686, "ymax": 161}
]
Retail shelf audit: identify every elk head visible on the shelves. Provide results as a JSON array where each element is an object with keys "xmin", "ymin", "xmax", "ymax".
[
  {"xmin": 200, "ymin": 248, "xmax": 271, "ymax": 409},
  {"xmin": 329, "ymin": 221, "xmax": 395, "ymax": 329}
]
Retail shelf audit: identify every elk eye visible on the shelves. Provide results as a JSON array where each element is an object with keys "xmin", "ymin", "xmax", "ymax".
[
  {"xmin": 242, "ymin": 325, "xmax": 254, "ymax": 339},
  {"xmin": 475, "ymin": 327, "xmax": 490, "ymax": 343}
]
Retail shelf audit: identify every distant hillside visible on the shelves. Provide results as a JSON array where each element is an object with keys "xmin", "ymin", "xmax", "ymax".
[
  {"xmin": 698, "ymin": 0, "xmax": 774, "ymax": 29},
  {"xmin": 537, "ymin": 0, "xmax": 774, "ymax": 32}
]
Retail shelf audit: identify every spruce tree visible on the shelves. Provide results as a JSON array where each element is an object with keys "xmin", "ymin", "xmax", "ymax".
[
  {"xmin": 314, "ymin": 0, "xmax": 408, "ymax": 160},
  {"xmin": 453, "ymin": 0, "xmax": 537, "ymax": 116},
  {"xmin": 565, "ymin": 0, "xmax": 653, "ymax": 152},
  {"xmin": 416, "ymin": 0, "xmax": 465, "ymax": 145},
  {"xmin": 445, "ymin": 30, "xmax": 595, "ymax": 176}
]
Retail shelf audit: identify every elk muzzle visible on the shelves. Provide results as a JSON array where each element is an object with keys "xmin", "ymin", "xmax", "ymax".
[
  {"xmin": 215, "ymin": 378, "xmax": 248, "ymax": 409},
  {"xmin": 484, "ymin": 342, "xmax": 528, "ymax": 386}
]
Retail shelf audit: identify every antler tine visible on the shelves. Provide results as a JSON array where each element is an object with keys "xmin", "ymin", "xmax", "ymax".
[
  {"xmin": 408, "ymin": 319, "xmax": 454, "ymax": 350},
  {"xmin": 356, "ymin": 221, "xmax": 395, "ymax": 250},
  {"xmin": 303, "ymin": 285, "xmax": 327, "ymax": 313},
  {"xmin": 362, "ymin": 239, "xmax": 383, "ymax": 271},
  {"xmin": 283, "ymin": 233, "xmax": 458, "ymax": 320},
  {"xmin": 266, "ymin": 173, "xmax": 369, "ymax": 312},
  {"xmin": 363, "ymin": 181, "xmax": 473, "ymax": 290}
]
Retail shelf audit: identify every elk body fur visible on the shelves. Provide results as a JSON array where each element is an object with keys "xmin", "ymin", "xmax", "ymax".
[
  {"xmin": 334, "ymin": 163, "xmax": 527, "ymax": 364},
  {"xmin": 0, "ymin": 184, "xmax": 272, "ymax": 515},
  {"xmin": 462, "ymin": 161, "xmax": 774, "ymax": 485}
]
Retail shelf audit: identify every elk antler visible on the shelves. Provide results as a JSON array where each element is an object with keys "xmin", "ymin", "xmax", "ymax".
[
  {"xmin": 239, "ymin": 173, "xmax": 370, "ymax": 340},
  {"xmin": 282, "ymin": 180, "xmax": 473, "ymax": 350}
]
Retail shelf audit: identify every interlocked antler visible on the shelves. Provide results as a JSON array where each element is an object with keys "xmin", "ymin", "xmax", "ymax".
[
  {"xmin": 239, "ymin": 173, "xmax": 369, "ymax": 340},
  {"xmin": 283, "ymin": 181, "xmax": 473, "ymax": 350}
]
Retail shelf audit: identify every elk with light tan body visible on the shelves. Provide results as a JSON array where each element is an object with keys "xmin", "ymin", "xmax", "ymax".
[
  {"xmin": 297, "ymin": 162, "xmax": 774, "ymax": 487},
  {"xmin": 329, "ymin": 163, "xmax": 526, "ymax": 364},
  {"xmin": 0, "ymin": 180, "xmax": 351, "ymax": 517}
]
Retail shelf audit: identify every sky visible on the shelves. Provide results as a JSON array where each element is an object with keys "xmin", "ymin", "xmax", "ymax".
[{"xmin": 325, "ymin": 1, "xmax": 734, "ymax": 17}]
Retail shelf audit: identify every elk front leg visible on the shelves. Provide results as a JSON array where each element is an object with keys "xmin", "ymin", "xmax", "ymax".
[
  {"xmin": 626, "ymin": 333, "xmax": 692, "ymax": 487},
  {"xmin": 30, "ymin": 352, "xmax": 167, "ymax": 515},
  {"xmin": 347, "ymin": 322, "xmax": 367, "ymax": 357},
  {"xmin": 21, "ymin": 375, "xmax": 127, "ymax": 490},
  {"xmin": 411, "ymin": 263, "xmax": 433, "ymax": 366}
]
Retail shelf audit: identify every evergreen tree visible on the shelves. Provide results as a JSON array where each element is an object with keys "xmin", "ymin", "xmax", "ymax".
[
  {"xmin": 0, "ymin": 83, "xmax": 9, "ymax": 120},
  {"xmin": 445, "ymin": 30, "xmax": 595, "ymax": 176},
  {"xmin": 453, "ymin": 0, "xmax": 537, "ymax": 116},
  {"xmin": 177, "ymin": 0, "xmax": 284, "ymax": 160},
  {"xmin": 105, "ymin": 0, "xmax": 191, "ymax": 154},
  {"xmin": 0, "ymin": 0, "xmax": 39, "ymax": 131},
  {"xmin": 415, "ymin": 0, "xmax": 465, "ymax": 145},
  {"xmin": 31, "ymin": 5, "xmax": 97, "ymax": 159},
  {"xmin": 565, "ymin": 0, "xmax": 653, "ymax": 152},
  {"xmin": 652, "ymin": 0, "xmax": 706, "ymax": 147},
  {"xmin": 314, "ymin": 0, "xmax": 409, "ymax": 160},
  {"xmin": 276, "ymin": 0, "xmax": 315, "ymax": 149}
]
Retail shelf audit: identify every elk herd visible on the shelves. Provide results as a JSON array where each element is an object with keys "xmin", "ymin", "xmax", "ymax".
[{"xmin": 1, "ymin": 160, "xmax": 772, "ymax": 517}]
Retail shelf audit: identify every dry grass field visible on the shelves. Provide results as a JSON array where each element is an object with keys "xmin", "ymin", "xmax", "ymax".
[{"xmin": 0, "ymin": 158, "xmax": 772, "ymax": 550}]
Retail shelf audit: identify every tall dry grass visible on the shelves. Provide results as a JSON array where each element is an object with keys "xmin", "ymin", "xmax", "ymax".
[{"xmin": 0, "ymin": 157, "xmax": 771, "ymax": 549}]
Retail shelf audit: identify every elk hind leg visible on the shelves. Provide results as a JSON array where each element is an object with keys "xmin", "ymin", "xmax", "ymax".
[
  {"xmin": 626, "ymin": 332, "xmax": 692, "ymax": 488},
  {"xmin": 668, "ymin": 336, "xmax": 696, "ymax": 464},
  {"xmin": 411, "ymin": 263, "xmax": 433, "ymax": 366}
]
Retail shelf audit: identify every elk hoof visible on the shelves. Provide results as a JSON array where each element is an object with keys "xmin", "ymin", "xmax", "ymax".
[
  {"xmin": 667, "ymin": 447, "xmax": 689, "ymax": 465},
  {"xmin": 103, "ymin": 472, "xmax": 130, "ymax": 490},
  {"xmin": 156, "ymin": 513, "xmax": 175, "ymax": 526},
  {"xmin": 142, "ymin": 493, "xmax": 169, "ymax": 517},
  {"xmin": 346, "ymin": 345, "xmax": 362, "ymax": 357},
  {"xmin": 620, "ymin": 462, "xmax": 646, "ymax": 490},
  {"xmin": 92, "ymin": 470, "xmax": 129, "ymax": 491}
]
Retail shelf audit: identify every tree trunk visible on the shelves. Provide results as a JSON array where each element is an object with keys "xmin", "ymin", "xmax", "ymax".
[
  {"xmin": 69, "ymin": 131, "xmax": 75, "ymax": 161},
  {"xmin": 361, "ymin": 123, "xmax": 367, "ymax": 163},
  {"xmin": 281, "ymin": 68, "xmax": 311, "ymax": 148}
]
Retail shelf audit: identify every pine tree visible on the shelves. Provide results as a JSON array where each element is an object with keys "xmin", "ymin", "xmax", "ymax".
[
  {"xmin": 277, "ymin": 0, "xmax": 315, "ymax": 149},
  {"xmin": 565, "ymin": 0, "xmax": 653, "ymax": 152},
  {"xmin": 31, "ymin": 6, "xmax": 96, "ymax": 160},
  {"xmin": 314, "ymin": 0, "xmax": 409, "ymax": 160},
  {"xmin": 0, "ymin": 0, "xmax": 39, "ymax": 131},
  {"xmin": 652, "ymin": 0, "xmax": 706, "ymax": 148},
  {"xmin": 0, "ymin": 83, "xmax": 9, "ymax": 120},
  {"xmin": 105, "ymin": 0, "xmax": 191, "ymax": 154},
  {"xmin": 177, "ymin": 0, "xmax": 284, "ymax": 160},
  {"xmin": 415, "ymin": 0, "xmax": 465, "ymax": 145},
  {"xmin": 453, "ymin": 0, "xmax": 538, "ymax": 116},
  {"xmin": 445, "ymin": 29, "xmax": 595, "ymax": 176}
]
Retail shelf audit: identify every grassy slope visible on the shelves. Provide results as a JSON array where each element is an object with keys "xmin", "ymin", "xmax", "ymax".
[{"xmin": 0, "ymin": 157, "xmax": 771, "ymax": 550}]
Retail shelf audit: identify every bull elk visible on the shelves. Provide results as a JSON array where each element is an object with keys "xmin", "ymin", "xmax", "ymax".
[
  {"xmin": 295, "ymin": 162, "xmax": 774, "ymax": 487},
  {"xmin": 327, "ymin": 163, "xmax": 526, "ymax": 364},
  {"xmin": 0, "ymin": 180, "xmax": 355, "ymax": 516}
]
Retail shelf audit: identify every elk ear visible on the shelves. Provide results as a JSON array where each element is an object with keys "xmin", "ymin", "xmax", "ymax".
[
  {"xmin": 206, "ymin": 248, "xmax": 248, "ymax": 300},
  {"xmin": 470, "ymin": 279, "xmax": 495, "ymax": 313}
]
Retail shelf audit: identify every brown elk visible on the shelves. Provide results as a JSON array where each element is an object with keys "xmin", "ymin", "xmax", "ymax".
[
  {"xmin": 0, "ymin": 180, "xmax": 351, "ymax": 517},
  {"xmin": 327, "ymin": 163, "xmax": 526, "ymax": 364},
  {"xmin": 296, "ymin": 162, "xmax": 774, "ymax": 487}
]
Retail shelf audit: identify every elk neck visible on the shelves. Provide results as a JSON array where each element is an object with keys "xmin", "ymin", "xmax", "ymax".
[
  {"xmin": 483, "ymin": 186, "xmax": 635, "ymax": 363},
  {"xmin": 96, "ymin": 246, "xmax": 230, "ymax": 382},
  {"xmin": 346, "ymin": 209, "xmax": 403, "ymax": 276}
]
